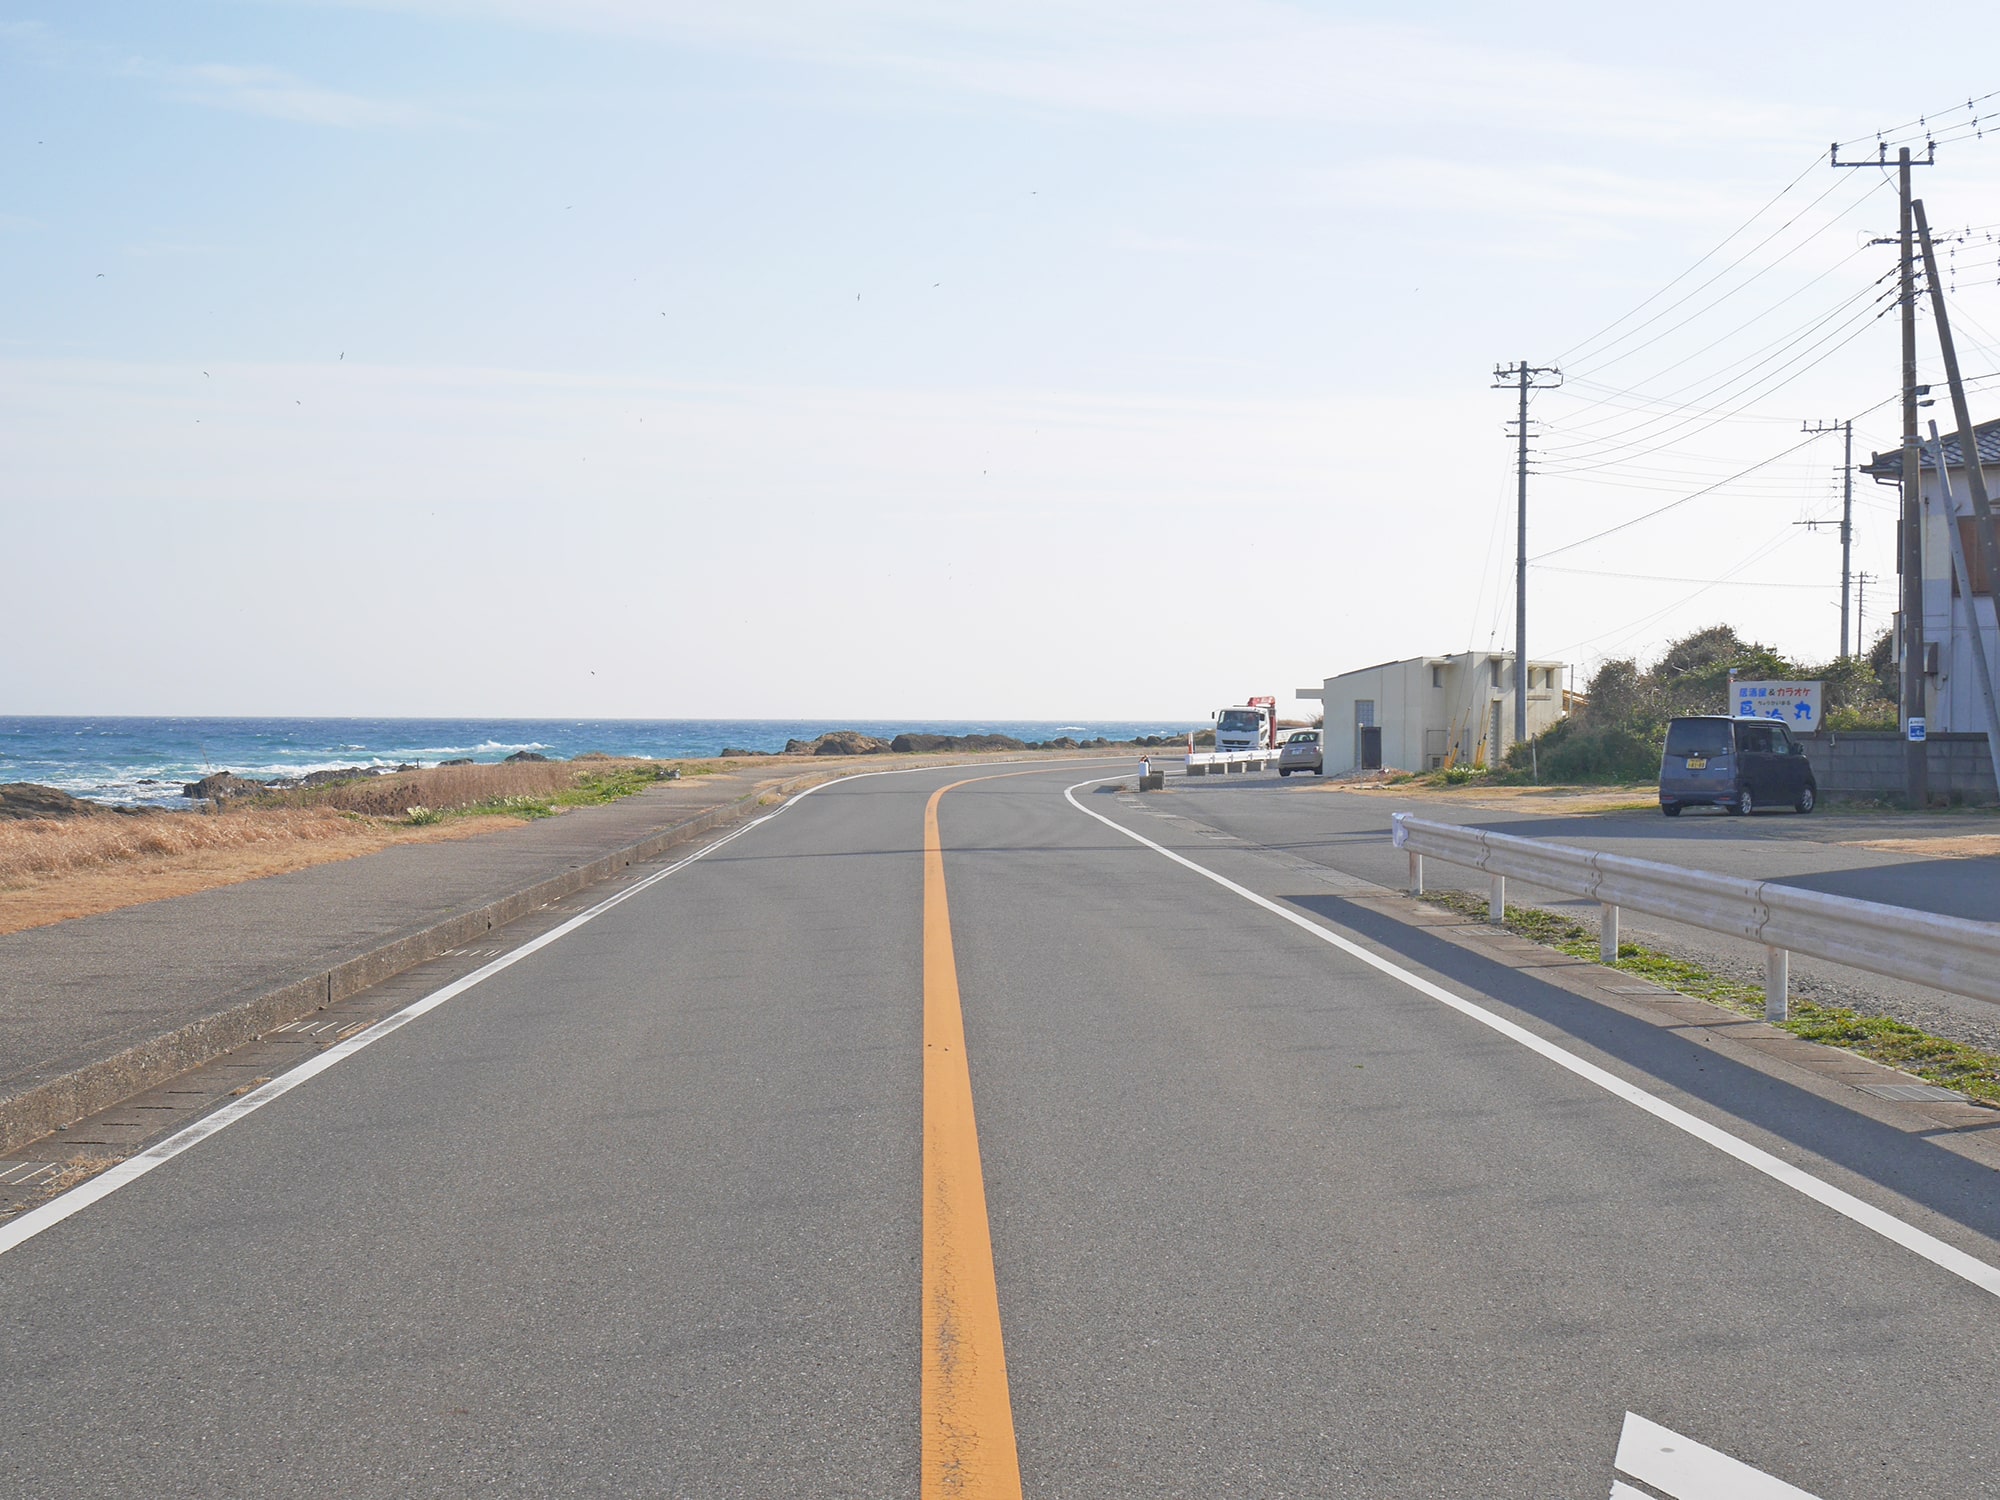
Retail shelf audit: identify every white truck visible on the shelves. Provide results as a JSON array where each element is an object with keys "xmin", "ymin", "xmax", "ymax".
[{"xmin": 1211, "ymin": 696, "xmax": 1279, "ymax": 753}]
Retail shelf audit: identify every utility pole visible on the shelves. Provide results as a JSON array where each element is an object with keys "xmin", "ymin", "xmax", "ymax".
[
  {"xmin": 1833, "ymin": 137, "xmax": 1935, "ymax": 803},
  {"xmin": 1802, "ymin": 419, "xmax": 1856, "ymax": 656},
  {"xmin": 1915, "ymin": 200, "xmax": 2000, "ymax": 629},
  {"xmin": 1493, "ymin": 360, "xmax": 1562, "ymax": 749},
  {"xmin": 1857, "ymin": 571, "xmax": 1877, "ymax": 651}
]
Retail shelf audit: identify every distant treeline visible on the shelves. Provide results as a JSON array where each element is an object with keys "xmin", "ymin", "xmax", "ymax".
[{"xmin": 1511, "ymin": 624, "xmax": 1898, "ymax": 784}]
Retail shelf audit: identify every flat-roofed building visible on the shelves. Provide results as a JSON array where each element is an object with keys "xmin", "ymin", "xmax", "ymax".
[{"xmin": 1297, "ymin": 650, "xmax": 1568, "ymax": 775}]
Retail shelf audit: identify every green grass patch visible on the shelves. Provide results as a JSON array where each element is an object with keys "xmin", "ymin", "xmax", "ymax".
[
  {"xmin": 1418, "ymin": 888, "xmax": 2000, "ymax": 1104},
  {"xmin": 444, "ymin": 764, "xmax": 687, "ymax": 822}
]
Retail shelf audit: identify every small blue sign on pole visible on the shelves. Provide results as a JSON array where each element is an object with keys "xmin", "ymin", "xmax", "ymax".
[{"xmin": 1908, "ymin": 716, "xmax": 1928, "ymax": 743}]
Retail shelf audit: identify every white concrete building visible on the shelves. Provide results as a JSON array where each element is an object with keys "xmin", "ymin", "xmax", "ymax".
[
  {"xmin": 1862, "ymin": 420, "xmax": 2000, "ymax": 733},
  {"xmin": 1297, "ymin": 650, "xmax": 1569, "ymax": 775}
]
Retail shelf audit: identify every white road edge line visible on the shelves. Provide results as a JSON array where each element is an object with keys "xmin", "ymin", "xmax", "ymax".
[
  {"xmin": 0, "ymin": 758, "xmax": 1036, "ymax": 1260},
  {"xmin": 1062, "ymin": 777, "xmax": 2000, "ymax": 1301}
]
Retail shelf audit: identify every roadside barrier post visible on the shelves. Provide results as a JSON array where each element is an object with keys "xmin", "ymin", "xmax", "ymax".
[
  {"xmin": 1488, "ymin": 875, "xmax": 1506, "ymax": 924},
  {"xmin": 1765, "ymin": 948, "xmax": 1789, "ymax": 1022},
  {"xmin": 1408, "ymin": 851, "xmax": 1424, "ymax": 896},
  {"xmin": 1599, "ymin": 904, "xmax": 1620, "ymax": 964}
]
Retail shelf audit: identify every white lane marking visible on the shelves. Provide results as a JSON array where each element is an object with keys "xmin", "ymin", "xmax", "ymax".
[
  {"xmin": 1062, "ymin": 778, "xmax": 2000, "ymax": 1301},
  {"xmin": 0, "ymin": 756, "xmax": 1088, "ymax": 1264},
  {"xmin": 1615, "ymin": 1412, "xmax": 1822, "ymax": 1498},
  {"xmin": 0, "ymin": 758, "xmax": 1079, "ymax": 1260},
  {"xmin": 1608, "ymin": 1483, "xmax": 1652, "ymax": 1500}
]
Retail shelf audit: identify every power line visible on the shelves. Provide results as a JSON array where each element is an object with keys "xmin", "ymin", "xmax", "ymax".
[
  {"xmin": 1567, "ymin": 173, "xmax": 1888, "ymax": 382},
  {"xmin": 1531, "ymin": 563, "xmax": 1834, "ymax": 589},
  {"xmin": 1556, "ymin": 154, "xmax": 1826, "ymax": 367},
  {"xmin": 1532, "ymin": 430, "xmax": 1825, "ymax": 559}
]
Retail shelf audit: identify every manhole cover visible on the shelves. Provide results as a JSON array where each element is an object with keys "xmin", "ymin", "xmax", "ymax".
[{"xmin": 1857, "ymin": 1082, "xmax": 1967, "ymax": 1103}]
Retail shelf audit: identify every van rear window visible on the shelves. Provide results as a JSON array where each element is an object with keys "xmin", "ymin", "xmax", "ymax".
[{"xmin": 1664, "ymin": 720, "xmax": 1731, "ymax": 757}]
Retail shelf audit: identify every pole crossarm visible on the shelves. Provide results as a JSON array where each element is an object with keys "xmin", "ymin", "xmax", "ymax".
[{"xmin": 1830, "ymin": 140, "xmax": 1936, "ymax": 168}]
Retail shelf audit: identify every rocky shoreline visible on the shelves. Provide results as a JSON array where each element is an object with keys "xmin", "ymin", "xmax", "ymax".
[{"xmin": 4, "ymin": 732, "xmax": 1183, "ymax": 819}]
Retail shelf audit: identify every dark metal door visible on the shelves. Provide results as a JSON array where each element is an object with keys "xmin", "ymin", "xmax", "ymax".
[{"xmin": 1359, "ymin": 725, "xmax": 1382, "ymax": 770}]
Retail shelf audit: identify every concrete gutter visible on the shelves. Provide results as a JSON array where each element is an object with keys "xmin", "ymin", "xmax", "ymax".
[{"xmin": 0, "ymin": 781, "xmax": 803, "ymax": 1157}]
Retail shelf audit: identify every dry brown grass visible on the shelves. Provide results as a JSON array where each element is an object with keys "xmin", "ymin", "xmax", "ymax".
[
  {"xmin": 0, "ymin": 806, "xmax": 366, "ymax": 889},
  {"xmin": 295, "ymin": 759, "xmax": 600, "ymax": 817},
  {"xmin": 44, "ymin": 1155, "xmax": 122, "ymax": 1193},
  {"xmin": 0, "ymin": 812, "xmax": 525, "ymax": 936}
]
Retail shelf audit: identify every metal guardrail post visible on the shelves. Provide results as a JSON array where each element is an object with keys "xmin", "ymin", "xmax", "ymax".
[
  {"xmin": 1488, "ymin": 875, "xmax": 1505, "ymax": 924},
  {"xmin": 1408, "ymin": 851, "xmax": 1423, "ymax": 896},
  {"xmin": 1765, "ymin": 948, "xmax": 1789, "ymax": 1022},
  {"xmin": 1599, "ymin": 904, "xmax": 1619, "ymax": 964}
]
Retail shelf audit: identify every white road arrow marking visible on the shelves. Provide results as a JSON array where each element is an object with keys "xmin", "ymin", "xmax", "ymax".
[{"xmin": 1615, "ymin": 1412, "xmax": 1824, "ymax": 1499}]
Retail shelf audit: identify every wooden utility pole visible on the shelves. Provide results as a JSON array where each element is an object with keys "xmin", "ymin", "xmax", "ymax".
[
  {"xmin": 1493, "ymin": 360, "xmax": 1561, "ymax": 748},
  {"xmin": 1833, "ymin": 138, "xmax": 1934, "ymax": 803}
]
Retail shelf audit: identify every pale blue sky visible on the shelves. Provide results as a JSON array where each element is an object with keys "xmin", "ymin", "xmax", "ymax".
[{"xmin": 9, "ymin": 3, "xmax": 2000, "ymax": 717}]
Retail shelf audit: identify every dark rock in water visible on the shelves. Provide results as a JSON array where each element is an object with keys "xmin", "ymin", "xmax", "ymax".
[
  {"xmin": 439, "ymin": 758, "xmax": 475, "ymax": 766},
  {"xmin": 303, "ymin": 766, "xmax": 379, "ymax": 786},
  {"xmin": 1044, "ymin": 736, "xmax": 1080, "ymax": 750},
  {"xmin": 781, "ymin": 733, "xmax": 890, "ymax": 756},
  {"xmin": 890, "ymin": 733, "xmax": 1028, "ymax": 754},
  {"xmin": 718, "ymin": 747, "xmax": 767, "ymax": 758},
  {"xmin": 264, "ymin": 766, "xmax": 380, "ymax": 790},
  {"xmin": 809, "ymin": 731, "xmax": 890, "ymax": 756},
  {"xmin": 573, "ymin": 751, "xmax": 612, "ymax": 761},
  {"xmin": 504, "ymin": 751, "xmax": 553, "ymax": 763},
  {"xmin": 0, "ymin": 783, "xmax": 111, "ymax": 820},
  {"xmin": 182, "ymin": 772, "xmax": 269, "ymax": 801}
]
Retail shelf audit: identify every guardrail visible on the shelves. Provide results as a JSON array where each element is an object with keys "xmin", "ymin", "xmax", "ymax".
[
  {"xmin": 1184, "ymin": 750, "xmax": 1278, "ymax": 775},
  {"xmin": 1390, "ymin": 813, "xmax": 2000, "ymax": 1021}
]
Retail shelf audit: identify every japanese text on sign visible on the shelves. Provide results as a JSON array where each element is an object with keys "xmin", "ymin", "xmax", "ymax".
[{"xmin": 1732, "ymin": 680, "xmax": 1821, "ymax": 732}]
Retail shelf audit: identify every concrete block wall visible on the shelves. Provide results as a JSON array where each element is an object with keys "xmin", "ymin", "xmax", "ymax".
[{"xmin": 1793, "ymin": 731, "xmax": 1998, "ymax": 804}]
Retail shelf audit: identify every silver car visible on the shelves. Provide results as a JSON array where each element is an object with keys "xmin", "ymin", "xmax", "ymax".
[{"xmin": 1278, "ymin": 729, "xmax": 1322, "ymax": 776}]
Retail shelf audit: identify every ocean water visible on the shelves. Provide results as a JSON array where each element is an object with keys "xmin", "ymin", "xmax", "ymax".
[{"xmin": 0, "ymin": 717, "xmax": 1196, "ymax": 808}]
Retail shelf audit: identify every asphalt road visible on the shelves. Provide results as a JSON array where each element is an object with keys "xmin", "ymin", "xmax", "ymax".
[{"xmin": 3, "ymin": 761, "xmax": 1998, "ymax": 1497}]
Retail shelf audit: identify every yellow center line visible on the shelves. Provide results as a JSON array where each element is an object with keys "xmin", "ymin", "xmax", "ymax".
[{"xmin": 923, "ymin": 775, "xmax": 1027, "ymax": 1499}]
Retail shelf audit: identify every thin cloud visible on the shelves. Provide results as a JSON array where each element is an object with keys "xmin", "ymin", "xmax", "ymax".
[
  {"xmin": 323, "ymin": 0, "xmax": 1820, "ymax": 146},
  {"xmin": 134, "ymin": 60, "xmax": 450, "ymax": 128}
]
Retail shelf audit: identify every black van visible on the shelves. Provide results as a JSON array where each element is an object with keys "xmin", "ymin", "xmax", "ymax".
[{"xmin": 1658, "ymin": 715, "xmax": 1817, "ymax": 817}]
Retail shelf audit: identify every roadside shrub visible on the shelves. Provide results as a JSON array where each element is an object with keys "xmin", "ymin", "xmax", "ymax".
[{"xmin": 1507, "ymin": 623, "xmax": 1898, "ymax": 785}]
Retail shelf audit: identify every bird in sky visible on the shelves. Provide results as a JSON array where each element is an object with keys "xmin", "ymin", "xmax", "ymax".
[{"xmin": 95, "ymin": 272, "xmax": 104, "ymax": 277}]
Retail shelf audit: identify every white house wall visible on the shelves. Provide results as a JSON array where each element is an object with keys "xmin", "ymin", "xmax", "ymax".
[
  {"xmin": 1311, "ymin": 653, "xmax": 1567, "ymax": 774},
  {"xmin": 1919, "ymin": 461, "xmax": 2000, "ymax": 734}
]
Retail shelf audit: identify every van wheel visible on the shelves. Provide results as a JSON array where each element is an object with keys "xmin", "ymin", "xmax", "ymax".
[
  {"xmin": 1279, "ymin": 768, "xmax": 1291, "ymax": 777},
  {"xmin": 1732, "ymin": 787, "xmax": 1754, "ymax": 817},
  {"xmin": 1796, "ymin": 784, "xmax": 1816, "ymax": 814},
  {"xmin": 1661, "ymin": 802, "xmax": 1682, "ymax": 817}
]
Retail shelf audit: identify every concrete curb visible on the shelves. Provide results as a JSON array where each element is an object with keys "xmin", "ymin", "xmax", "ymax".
[{"xmin": 0, "ymin": 781, "xmax": 804, "ymax": 1157}]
